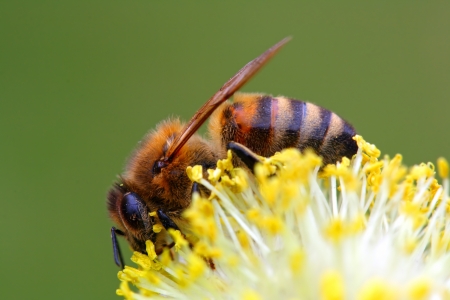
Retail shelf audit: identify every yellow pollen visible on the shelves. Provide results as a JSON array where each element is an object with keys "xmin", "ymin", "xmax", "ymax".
[
  {"xmin": 347, "ymin": 214, "xmax": 365, "ymax": 234},
  {"xmin": 152, "ymin": 223, "xmax": 163, "ymax": 233},
  {"xmin": 365, "ymin": 161, "xmax": 384, "ymax": 173},
  {"xmin": 400, "ymin": 202, "xmax": 426, "ymax": 229},
  {"xmin": 246, "ymin": 207, "xmax": 261, "ymax": 222},
  {"xmin": 217, "ymin": 150, "xmax": 234, "ymax": 172},
  {"xmin": 168, "ymin": 229, "xmax": 188, "ymax": 251},
  {"xmin": 280, "ymin": 181, "xmax": 300, "ymax": 209},
  {"xmin": 145, "ymin": 240, "xmax": 158, "ymax": 261},
  {"xmin": 354, "ymin": 135, "xmax": 381, "ymax": 158},
  {"xmin": 220, "ymin": 175, "xmax": 235, "ymax": 187},
  {"xmin": 116, "ymin": 281, "xmax": 133, "ymax": 299},
  {"xmin": 145, "ymin": 272, "xmax": 161, "ymax": 285},
  {"xmin": 289, "ymin": 250, "xmax": 304, "ymax": 274},
  {"xmin": 437, "ymin": 157, "xmax": 449, "ymax": 179},
  {"xmin": 255, "ymin": 162, "xmax": 277, "ymax": 179},
  {"xmin": 184, "ymin": 197, "xmax": 217, "ymax": 241},
  {"xmin": 322, "ymin": 162, "xmax": 358, "ymax": 191},
  {"xmin": 357, "ymin": 279, "xmax": 395, "ymax": 300},
  {"xmin": 237, "ymin": 230, "xmax": 250, "ymax": 249},
  {"xmin": 324, "ymin": 218, "xmax": 346, "ymax": 243},
  {"xmin": 131, "ymin": 251, "xmax": 152, "ymax": 270},
  {"xmin": 194, "ymin": 240, "xmax": 222, "ymax": 258},
  {"xmin": 208, "ymin": 168, "xmax": 222, "ymax": 182},
  {"xmin": 409, "ymin": 163, "xmax": 434, "ymax": 180},
  {"xmin": 120, "ymin": 266, "xmax": 142, "ymax": 284},
  {"xmin": 260, "ymin": 215, "xmax": 284, "ymax": 234},
  {"xmin": 227, "ymin": 255, "xmax": 239, "ymax": 267},
  {"xmin": 229, "ymin": 168, "xmax": 249, "ymax": 192},
  {"xmin": 159, "ymin": 248, "xmax": 172, "ymax": 266},
  {"xmin": 321, "ymin": 270, "xmax": 344, "ymax": 300},
  {"xmin": 404, "ymin": 237, "xmax": 418, "ymax": 254},
  {"xmin": 186, "ymin": 253, "xmax": 206, "ymax": 281},
  {"xmin": 408, "ymin": 278, "xmax": 432, "ymax": 300},
  {"xmin": 259, "ymin": 178, "xmax": 279, "ymax": 206},
  {"xmin": 241, "ymin": 289, "xmax": 262, "ymax": 300},
  {"xmin": 174, "ymin": 267, "xmax": 188, "ymax": 288},
  {"xmin": 186, "ymin": 165, "xmax": 203, "ymax": 182}
]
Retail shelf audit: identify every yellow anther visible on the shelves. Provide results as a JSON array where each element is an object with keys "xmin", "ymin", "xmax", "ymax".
[
  {"xmin": 357, "ymin": 278, "xmax": 395, "ymax": 300},
  {"xmin": 152, "ymin": 224, "xmax": 163, "ymax": 233},
  {"xmin": 354, "ymin": 135, "xmax": 381, "ymax": 158},
  {"xmin": 437, "ymin": 157, "xmax": 449, "ymax": 179},
  {"xmin": 321, "ymin": 270, "xmax": 344, "ymax": 300},
  {"xmin": 289, "ymin": 250, "xmax": 305, "ymax": 274},
  {"xmin": 407, "ymin": 278, "xmax": 431, "ymax": 300},
  {"xmin": 168, "ymin": 229, "xmax": 188, "ymax": 251},
  {"xmin": 186, "ymin": 165, "xmax": 203, "ymax": 182}
]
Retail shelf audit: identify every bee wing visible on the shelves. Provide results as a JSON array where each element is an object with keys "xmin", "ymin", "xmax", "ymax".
[{"xmin": 165, "ymin": 37, "xmax": 291, "ymax": 161}]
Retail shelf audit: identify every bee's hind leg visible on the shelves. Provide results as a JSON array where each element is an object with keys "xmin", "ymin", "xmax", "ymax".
[{"xmin": 227, "ymin": 142, "xmax": 262, "ymax": 173}]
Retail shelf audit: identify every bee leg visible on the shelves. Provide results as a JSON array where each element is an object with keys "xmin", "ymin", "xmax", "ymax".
[
  {"xmin": 206, "ymin": 258, "xmax": 216, "ymax": 270},
  {"xmin": 157, "ymin": 209, "xmax": 181, "ymax": 231},
  {"xmin": 227, "ymin": 141, "xmax": 262, "ymax": 172},
  {"xmin": 111, "ymin": 227, "xmax": 125, "ymax": 269},
  {"xmin": 157, "ymin": 209, "xmax": 194, "ymax": 249}
]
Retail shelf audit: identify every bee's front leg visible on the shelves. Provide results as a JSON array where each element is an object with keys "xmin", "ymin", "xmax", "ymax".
[
  {"xmin": 156, "ymin": 209, "xmax": 190, "ymax": 255},
  {"xmin": 157, "ymin": 209, "xmax": 181, "ymax": 232},
  {"xmin": 111, "ymin": 227, "xmax": 125, "ymax": 269}
]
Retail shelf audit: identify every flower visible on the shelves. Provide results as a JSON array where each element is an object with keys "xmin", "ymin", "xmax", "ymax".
[{"xmin": 116, "ymin": 136, "xmax": 450, "ymax": 300}]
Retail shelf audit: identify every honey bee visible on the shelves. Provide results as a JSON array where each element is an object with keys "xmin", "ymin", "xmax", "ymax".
[{"xmin": 107, "ymin": 37, "xmax": 357, "ymax": 268}]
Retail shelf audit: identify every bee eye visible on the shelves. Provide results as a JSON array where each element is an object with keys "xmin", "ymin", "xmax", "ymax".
[
  {"xmin": 121, "ymin": 192, "xmax": 146, "ymax": 230},
  {"xmin": 152, "ymin": 160, "xmax": 167, "ymax": 175}
]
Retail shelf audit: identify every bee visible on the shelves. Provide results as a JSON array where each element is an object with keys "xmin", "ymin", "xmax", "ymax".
[{"xmin": 107, "ymin": 37, "xmax": 357, "ymax": 268}]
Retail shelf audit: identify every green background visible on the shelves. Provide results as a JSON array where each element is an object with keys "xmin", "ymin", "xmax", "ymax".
[{"xmin": 1, "ymin": 2, "xmax": 449, "ymax": 299}]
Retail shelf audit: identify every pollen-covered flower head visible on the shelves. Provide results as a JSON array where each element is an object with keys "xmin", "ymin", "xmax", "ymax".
[{"xmin": 116, "ymin": 136, "xmax": 450, "ymax": 300}]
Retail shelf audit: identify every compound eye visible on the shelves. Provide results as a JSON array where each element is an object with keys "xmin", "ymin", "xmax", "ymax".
[
  {"xmin": 120, "ymin": 192, "xmax": 147, "ymax": 231},
  {"xmin": 152, "ymin": 160, "xmax": 167, "ymax": 175}
]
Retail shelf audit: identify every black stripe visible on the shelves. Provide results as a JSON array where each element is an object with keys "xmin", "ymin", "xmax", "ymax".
[
  {"xmin": 282, "ymin": 99, "xmax": 304, "ymax": 148},
  {"xmin": 317, "ymin": 114, "xmax": 332, "ymax": 153},
  {"xmin": 320, "ymin": 120, "xmax": 357, "ymax": 165},
  {"xmin": 249, "ymin": 96, "xmax": 273, "ymax": 155},
  {"xmin": 252, "ymin": 96, "xmax": 272, "ymax": 129},
  {"xmin": 343, "ymin": 122, "xmax": 356, "ymax": 138},
  {"xmin": 338, "ymin": 122, "xmax": 358, "ymax": 157}
]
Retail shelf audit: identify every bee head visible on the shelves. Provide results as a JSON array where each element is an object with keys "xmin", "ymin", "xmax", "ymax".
[
  {"xmin": 107, "ymin": 119, "xmax": 219, "ymax": 267},
  {"xmin": 107, "ymin": 184, "xmax": 156, "ymax": 254},
  {"xmin": 124, "ymin": 119, "xmax": 218, "ymax": 209}
]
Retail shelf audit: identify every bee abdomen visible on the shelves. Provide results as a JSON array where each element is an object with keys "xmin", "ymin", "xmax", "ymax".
[
  {"xmin": 216, "ymin": 93, "xmax": 357, "ymax": 166},
  {"xmin": 294, "ymin": 101, "xmax": 357, "ymax": 165}
]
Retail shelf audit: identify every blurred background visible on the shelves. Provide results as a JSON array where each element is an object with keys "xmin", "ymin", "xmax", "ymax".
[{"xmin": 1, "ymin": 1, "xmax": 449, "ymax": 299}]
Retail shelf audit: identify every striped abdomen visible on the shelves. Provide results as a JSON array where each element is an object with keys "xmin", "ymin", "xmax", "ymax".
[{"xmin": 209, "ymin": 93, "xmax": 357, "ymax": 166}]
